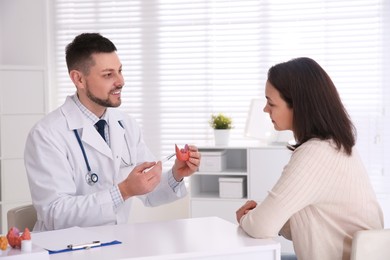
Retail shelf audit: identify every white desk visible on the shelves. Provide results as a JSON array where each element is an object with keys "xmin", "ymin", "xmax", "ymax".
[{"xmin": 47, "ymin": 217, "xmax": 280, "ymax": 260}]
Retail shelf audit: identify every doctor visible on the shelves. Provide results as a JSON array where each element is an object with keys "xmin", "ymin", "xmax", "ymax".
[{"xmin": 24, "ymin": 33, "xmax": 201, "ymax": 232}]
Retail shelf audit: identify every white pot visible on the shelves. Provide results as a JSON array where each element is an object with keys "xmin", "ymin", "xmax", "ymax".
[{"xmin": 213, "ymin": 129, "xmax": 230, "ymax": 146}]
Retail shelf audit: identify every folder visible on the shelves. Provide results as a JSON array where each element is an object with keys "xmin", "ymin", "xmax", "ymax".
[{"xmin": 31, "ymin": 226, "xmax": 121, "ymax": 254}]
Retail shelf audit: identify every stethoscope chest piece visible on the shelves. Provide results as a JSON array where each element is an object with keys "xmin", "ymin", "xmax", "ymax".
[
  {"xmin": 86, "ymin": 171, "xmax": 99, "ymax": 186},
  {"xmin": 74, "ymin": 129, "xmax": 100, "ymax": 186}
]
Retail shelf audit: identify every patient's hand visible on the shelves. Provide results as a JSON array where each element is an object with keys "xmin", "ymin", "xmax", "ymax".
[{"xmin": 236, "ymin": 200, "xmax": 257, "ymax": 224}]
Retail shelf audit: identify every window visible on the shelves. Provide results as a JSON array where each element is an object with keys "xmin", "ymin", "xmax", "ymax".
[{"xmin": 51, "ymin": 0, "xmax": 389, "ymax": 196}]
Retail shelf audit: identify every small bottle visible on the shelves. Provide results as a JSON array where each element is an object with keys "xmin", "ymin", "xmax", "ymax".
[{"xmin": 21, "ymin": 239, "xmax": 32, "ymax": 252}]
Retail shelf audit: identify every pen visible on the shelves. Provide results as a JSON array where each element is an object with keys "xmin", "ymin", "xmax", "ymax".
[
  {"xmin": 136, "ymin": 153, "xmax": 176, "ymax": 167},
  {"xmin": 67, "ymin": 241, "xmax": 101, "ymax": 250},
  {"xmin": 139, "ymin": 153, "xmax": 176, "ymax": 173},
  {"xmin": 161, "ymin": 153, "xmax": 176, "ymax": 164},
  {"xmin": 141, "ymin": 153, "xmax": 176, "ymax": 173}
]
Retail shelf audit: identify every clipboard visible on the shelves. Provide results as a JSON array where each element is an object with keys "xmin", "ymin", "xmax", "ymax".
[{"xmin": 31, "ymin": 226, "xmax": 122, "ymax": 254}]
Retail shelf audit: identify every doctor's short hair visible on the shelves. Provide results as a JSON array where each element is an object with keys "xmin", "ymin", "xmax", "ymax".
[{"xmin": 65, "ymin": 33, "xmax": 117, "ymax": 74}]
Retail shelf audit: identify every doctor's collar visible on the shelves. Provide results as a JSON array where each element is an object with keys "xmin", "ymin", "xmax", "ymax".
[
  {"xmin": 72, "ymin": 94, "xmax": 108, "ymax": 124},
  {"xmin": 99, "ymin": 112, "xmax": 109, "ymax": 122}
]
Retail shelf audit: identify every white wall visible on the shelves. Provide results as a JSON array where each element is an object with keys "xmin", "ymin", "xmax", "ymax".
[
  {"xmin": 0, "ymin": 0, "xmax": 48, "ymax": 233},
  {"xmin": 0, "ymin": 0, "xmax": 46, "ymax": 66}
]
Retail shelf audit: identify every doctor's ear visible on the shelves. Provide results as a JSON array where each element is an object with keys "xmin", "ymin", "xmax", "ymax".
[{"xmin": 69, "ymin": 70, "xmax": 86, "ymax": 89}]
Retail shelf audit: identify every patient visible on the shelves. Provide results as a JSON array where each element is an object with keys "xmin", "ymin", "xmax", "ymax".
[{"xmin": 236, "ymin": 57, "xmax": 384, "ymax": 260}]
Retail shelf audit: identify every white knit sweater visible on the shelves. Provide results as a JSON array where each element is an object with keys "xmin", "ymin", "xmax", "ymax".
[{"xmin": 240, "ymin": 139, "xmax": 383, "ymax": 260}]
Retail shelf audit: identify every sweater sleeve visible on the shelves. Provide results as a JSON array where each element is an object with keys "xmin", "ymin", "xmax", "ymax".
[{"xmin": 240, "ymin": 139, "xmax": 339, "ymax": 238}]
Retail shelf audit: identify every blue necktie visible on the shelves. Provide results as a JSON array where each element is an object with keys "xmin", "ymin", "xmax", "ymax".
[{"xmin": 95, "ymin": 120, "xmax": 106, "ymax": 142}]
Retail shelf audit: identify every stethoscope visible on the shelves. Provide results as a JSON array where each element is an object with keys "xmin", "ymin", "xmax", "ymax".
[{"xmin": 73, "ymin": 120, "xmax": 133, "ymax": 186}]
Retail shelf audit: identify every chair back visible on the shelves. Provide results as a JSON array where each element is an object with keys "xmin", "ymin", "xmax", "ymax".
[
  {"xmin": 350, "ymin": 229, "xmax": 390, "ymax": 260},
  {"xmin": 7, "ymin": 204, "xmax": 37, "ymax": 231}
]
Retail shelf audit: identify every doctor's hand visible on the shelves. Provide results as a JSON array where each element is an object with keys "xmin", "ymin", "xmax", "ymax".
[
  {"xmin": 118, "ymin": 161, "xmax": 162, "ymax": 200},
  {"xmin": 172, "ymin": 144, "xmax": 201, "ymax": 182},
  {"xmin": 236, "ymin": 200, "xmax": 257, "ymax": 224}
]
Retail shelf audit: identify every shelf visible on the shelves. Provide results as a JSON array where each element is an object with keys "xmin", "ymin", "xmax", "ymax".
[
  {"xmin": 190, "ymin": 191, "xmax": 219, "ymax": 199},
  {"xmin": 191, "ymin": 196, "xmax": 247, "ymax": 201},
  {"xmin": 190, "ymin": 174, "xmax": 247, "ymax": 199},
  {"xmin": 198, "ymin": 147, "xmax": 247, "ymax": 173},
  {"xmin": 196, "ymin": 170, "xmax": 247, "ymax": 176}
]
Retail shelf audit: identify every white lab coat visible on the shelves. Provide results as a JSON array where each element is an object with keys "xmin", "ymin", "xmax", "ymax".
[{"xmin": 24, "ymin": 95, "xmax": 186, "ymax": 231}]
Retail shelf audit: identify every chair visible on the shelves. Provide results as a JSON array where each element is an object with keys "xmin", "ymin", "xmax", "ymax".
[
  {"xmin": 7, "ymin": 204, "xmax": 37, "ymax": 231},
  {"xmin": 350, "ymin": 229, "xmax": 390, "ymax": 260}
]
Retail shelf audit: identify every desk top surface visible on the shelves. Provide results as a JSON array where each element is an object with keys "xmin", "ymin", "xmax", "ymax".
[{"xmin": 40, "ymin": 217, "xmax": 279, "ymax": 260}]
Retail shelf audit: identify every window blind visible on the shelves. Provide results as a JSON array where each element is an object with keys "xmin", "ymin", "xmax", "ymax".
[{"xmin": 51, "ymin": 0, "xmax": 389, "ymax": 194}]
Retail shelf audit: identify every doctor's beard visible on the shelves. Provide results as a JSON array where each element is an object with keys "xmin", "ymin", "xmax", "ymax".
[{"xmin": 86, "ymin": 85, "xmax": 122, "ymax": 108}]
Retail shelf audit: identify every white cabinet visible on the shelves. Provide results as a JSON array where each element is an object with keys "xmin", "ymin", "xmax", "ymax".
[
  {"xmin": 248, "ymin": 147, "xmax": 291, "ymax": 201},
  {"xmin": 190, "ymin": 146, "xmax": 294, "ymax": 253},
  {"xmin": 190, "ymin": 148, "xmax": 248, "ymax": 223}
]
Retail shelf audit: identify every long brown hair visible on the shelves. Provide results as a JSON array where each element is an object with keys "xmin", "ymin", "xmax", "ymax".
[{"xmin": 267, "ymin": 57, "xmax": 356, "ymax": 155}]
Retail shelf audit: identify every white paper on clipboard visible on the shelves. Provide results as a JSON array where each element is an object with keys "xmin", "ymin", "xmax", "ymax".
[{"xmin": 31, "ymin": 226, "xmax": 119, "ymax": 252}]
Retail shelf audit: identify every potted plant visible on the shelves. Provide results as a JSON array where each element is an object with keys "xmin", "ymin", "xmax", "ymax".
[{"xmin": 209, "ymin": 113, "xmax": 233, "ymax": 146}]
